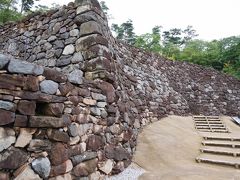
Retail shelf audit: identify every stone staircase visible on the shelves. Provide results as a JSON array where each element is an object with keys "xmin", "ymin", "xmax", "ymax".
[
  {"xmin": 196, "ymin": 133, "xmax": 240, "ymax": 168},
  {"xmin": 193, "ymin": 116, "xmax": 229, "ymax": 133}
]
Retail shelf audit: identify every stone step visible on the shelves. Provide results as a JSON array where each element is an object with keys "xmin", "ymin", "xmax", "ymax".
[
  {"xmin": 202, "ymin": 133, "xmax": 240, "ymax": 141},
  {"xmin": 200, "ymin": 146, "xmax": 240, "ymax": 156},
  {"xmin": 202, "ymin": 140, "xmax": 240, "ymax": 148},
  {"xmin": 196, "ymin": 153, "xmax": 240, "ymax": 168}
]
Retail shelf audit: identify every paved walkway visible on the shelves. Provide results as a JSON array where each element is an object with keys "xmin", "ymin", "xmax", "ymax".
[{"xmin": 133, "ymin": 116, "xmax": 240, "ymax": 180}]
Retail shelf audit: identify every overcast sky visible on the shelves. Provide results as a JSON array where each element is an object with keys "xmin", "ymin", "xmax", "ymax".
[{"xmin": 38, "ymin": 0, "xmax": 240, "ymax": 41}]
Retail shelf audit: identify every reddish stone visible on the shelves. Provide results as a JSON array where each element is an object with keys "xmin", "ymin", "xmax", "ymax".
[
  {"xmin": 78, "ymin": 88, "xmax": 90, "ymax": 97},
  {"xmin": 17, "ymin": 100, "xmax": 36, "ymax": 115},
  {"xmin": 43, "ymin": 68, "xmax": 67, "ymax": 83},
  {"xmin": 50, "ymin": 160, "xmax": 73, "ymax": 177},
  {"xmin": 48, "ymin": 130, "xmax": 70, "ymax": 143},
  {"xmin": 0, "ymin": 109, "xmax": 15, "ymax": 125},
  {"xmin": 14, "ymin": 115, "xmax": 28, "ymax": 127},
  {"xmin": 97, "ymin": 81, "xmax": 115, "ymax": 103},
  {"xmin": 68, "ymin": 96, "xmax": 82, "ymax": 106},
  {"xmin": 73, "ymin": 159, "xmax": 98, "ymax": 177},
  {"xmin": 59, "ymin": 82, "xmax": 74, "ymax": 96},
  {"xmin": 24, "ymin": 75, "xmax": 39, "ymax": 91},
  {"xmin": 0, "ymin": 148, "xmax": 28, "ymax": 170},
  {"xmin": 49, "ymin": 143, "xmax": 69, "ymax": 166},
  {"xmin": 42, "ymin": 103, "xmax": 64, "ymax": 117},
  {"xmin": 0, "ymin": 74, "xmax": 26, "ymax": 89},
  {"xmin": 86, "ymin": 135, "xmax": 104, "ymax": 151},
  {"xmin": 68, "ymin": 144, "xmax": 84, "ymax": 157}
]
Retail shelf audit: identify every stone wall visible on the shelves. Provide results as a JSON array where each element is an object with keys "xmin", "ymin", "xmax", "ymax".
[{"xmin": 0, "ymin": 0, "xmax": 240, "ymax": 179}]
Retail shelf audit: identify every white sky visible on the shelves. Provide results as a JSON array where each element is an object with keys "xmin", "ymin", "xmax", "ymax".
[{"xmin": 37, "ymin": 0, "xmax": 240, "ymax": 41}]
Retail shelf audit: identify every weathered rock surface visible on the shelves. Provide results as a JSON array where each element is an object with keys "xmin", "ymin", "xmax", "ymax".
[
  {"xmin": 0, "ymin": 128, "xmax": 16, "ymax": 152},
  {"xmin": 31, "ymin": 157, "xmax": 51, "ymax": 178}
]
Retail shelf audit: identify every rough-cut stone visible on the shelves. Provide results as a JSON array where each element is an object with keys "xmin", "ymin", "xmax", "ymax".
[
  {"xmin": 14, "ymin": 165, "xmax": 41, "ymax": 180},
  {"xmin": 40, "ymin": 80, "xmax": 59, "ymax": 95},
  {"xmin": 43, "ymin": 68, "xmax": 67, "ymax": 83},
  {"xmin": 47, "ymin": 129, "xmax": 70, "ymax": 143},
  {"xmin": 70, "ymin": 29, "xmax": 79, "ymax": 37},
  {"xmin": 15, "ymin": 128, "xmax": 36, "ymax": 148},
  {"xmin": 49, "ymin": 173, "xmax": 72, "ymax": 180},
  {"xmin": 90, "ymin": 107, "xmax": 101, "ymax": 116},
  {"xmin": 73, "ymin": 158, "xmax": 98, "ymax": 177},
  {"xmin": 29, "ymin": 115, "xmax": 71, "ymax": 128},
  {"xmin": 0, "ymin": 54, "xmax": 10, "ymax": 69},
  {"xmin": 50, "ymin": 160, "xmax": 73, "ymax": 177},
  {"xmin": 80, "ymin": 21, "xmax": 102, "ymax": 37},
  {"xmin": 105, "ymin": 145, "xmax": 130, "ymax": 161},
  {"xmin": 28, "ymin": 139, "xmax": 52, "ymax": 152},
  {"xmin": 63, "ymin": 44, "xmax": 75, "ymax": 55},
  {"xmin": 49, "ymin": 143, "xmax": 68, "ymax": 166},
  {"xmin": 67, "ymin": 70, "xmax": 83, "ymax": 84},
  {"xmin": 0, "ymin": 100, "xmax": 14, "ymax": 111},
  {"xmin": 0, "ymin": 148, "xmax": 28, "ymax": 170},
  {"xmin": 97, "ymin": 102, "xmax": 107, "ymax": 108},
  {"xmin": 8, "ymin": 59, "xmax": 44, "ymax": 75},
  {"xmin": 71, "ymin": 52, "xmax": 84, "ymax": 63},
  {"xmin": 68, "ymin": 123, "xmax": 79, "ymax": 137},
  {"xmin": 83, "ymin": 98, "xmax": 97, "ymax": 105},
  {"xmin": 0, "ymin": 128, "xmax": 16, "ymax": 152},
  {"xmin": 25, "ymin": 75, "xmax": 39, "ymax": 91},
  {"xmin": 70, "ymin": 151, "xmax": 97, "ymax": 166},
  {"xmin": 0, "ymin": 109, "xmax": 15, "ymax": 125},
  {"xmin": 31, "ymin": 157, "xmax": 51, "ymax": 179},
  {"xmin": 91, "ymin": 92, "xmax": 106, "ymax": 101},
  {"xmin": 87, "ymin": 135, "xmax": 104, "ymax": 151},
  {"xmin": 14, "ymin": 115, "xmax": 28, "ymax": 127},
  {"xmin": 42, "ymin": 103, "xmax": 64, "ymax": 117},
  {"xmin": 17, "ymin": 100, "xmax": 36, "ymax": 115},
  {"xmin": 99, "ymin": 159, "xmax": 114, "ymax": 175},
  {"xmin": 97, "ymin": 81, "xmax": 116, "ymax": 103}
]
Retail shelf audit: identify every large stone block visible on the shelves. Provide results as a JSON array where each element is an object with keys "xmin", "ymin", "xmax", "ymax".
[
  {"xmin": 17, "ymin": 100, "xmax": 36, "ymax": 115},
  {"xmin": 0, "ymin": 148, "xmax": 28, "ymax": 170},
  {"xmin": 0, "ymin": 109, "xmax": 15, "ymax": 125},
  {"xmin": 8, "ymin": 59, "xmax": 44, "ymax": 75},
  {"xmin": 31, "ymin": 157, "xmax": 51, "ymax": 179},
  {"xmin": 67, "ymin": 70, "xmax": 83, "ymax": 85},
  {"xmin": 43, "ymin": 68, "xmax": 67, "ymax": 83},
  {"xmin": 29, "ymin": 115, "xmax": 71, "ymax": 128},
  {"xmin": 49, "ymin": 143, "xmax": 69, "ymax": 166},
  {"xmin": 80, "ymin": 21, "xmax": 102, "ymax": 37}
]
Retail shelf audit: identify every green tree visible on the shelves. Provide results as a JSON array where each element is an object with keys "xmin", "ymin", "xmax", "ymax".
[
  {"xmin": 0, "ymin": 0, "xmax": 22, "ymax": 24},
  {"xmin": 135, "ymin": 26, "xmax": 162, "ymax": 53},
  {"xmin": 112, "ymin": 19, "xmax": 136, "ymax": 45}
]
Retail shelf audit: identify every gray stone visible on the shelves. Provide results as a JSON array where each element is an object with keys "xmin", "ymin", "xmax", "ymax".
[
  {"xmin": 70, "ymin": 151, "xmax": 97, "ymax": 166},
  {"xmin": 97, "ymin": 102, "xmax": 107, "ymax": 108},
  {"xmin": 0, "ymin": 100, "xmax": 14, "ymax": 111},
  {"xmin": 68, "ymin": 69, "xmax": 83, "ymax": 84},
  {"xmin": 80, "ymin": 21, "xmax": 102, "ymax": 37},
  {"xmin": 48, "ymin": 35, "xmax": 57, "ymax": 42},
  {"xmin": 8, "ymin": 59, "xmax": 44, "ymax": 75},
  {"xmin": 27, "ymin": 139, "xmax": 52, "ymax": 152},
  {"xmin": 71, "ymin": 52, "xmax": 84, "ymax": 63},
  {"xmin": 70, "ymin": 29, "xmax": 80, "ymax": 37},
  {"xmin": 63, "ymin": 44, "xmax": 75, "ymax": 55},
  {"xmin": 0, "ymin": 54, "xmax": 10, "ymax": 69},
  {"xmin": 90, "ymin": 107, "xmax": 101, "ymax": 116},
  {"xmin": 0, "ymin": 128, "xmax": 16, "ymax": 153},
  {"xmin": 44, "ymin": 42, "xmax": 52, "ymax": 50},
  {"xmin": 78, "ymin": 124, "xmax": 93, "ymax": 136},
  {"xmin": 54, "ymin": 40, "xmax": 65, "ymax": 48},
  {"xmin": 40, "ymin": 80, "xmax": 58, "ymax": 95},
  {"xmin": 32, "ymin": 157, "xmax": 51, "ymax": 179},
  {"xmin": 91, "ymin": 92, "xmax": 106, "ymax": 101},
  {"xmin": 68, "ymin": 123, "xmax": 79, "ymax": 137}
]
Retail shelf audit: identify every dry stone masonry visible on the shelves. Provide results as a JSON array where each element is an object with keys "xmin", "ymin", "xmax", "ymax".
[{"xmin": 0, "ymin": 0, "xmax": 239, "ymax": 179}]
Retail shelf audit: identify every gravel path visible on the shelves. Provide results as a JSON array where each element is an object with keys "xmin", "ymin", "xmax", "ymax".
[{"xmin": 106, "ymin": 163, "xmax": 145, "ymax": 180}]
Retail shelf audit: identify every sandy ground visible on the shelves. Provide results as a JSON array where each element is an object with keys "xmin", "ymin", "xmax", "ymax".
[{"xmin": 133, "ymin": 116, "xmax": 240, "ymax": 180}]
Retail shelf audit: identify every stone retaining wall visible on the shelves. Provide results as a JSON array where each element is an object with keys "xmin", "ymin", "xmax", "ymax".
[{"xmin": 0, "ymin": 0, "xmax": 239, "ymax": 179}]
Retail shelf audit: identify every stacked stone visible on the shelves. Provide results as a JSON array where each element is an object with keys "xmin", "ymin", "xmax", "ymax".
[
  {"xmin": 0, "ymin": 54, "xmax": 133, "ymax": 179},
  {"xmin": 114, "ymin": 42, "xmax": 240, "ymax": 117}
]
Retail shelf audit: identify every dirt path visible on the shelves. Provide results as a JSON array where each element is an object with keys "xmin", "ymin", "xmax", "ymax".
[{"xmin": 133, "ymin": 116, "xmax": 240, "ymax": 180}]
